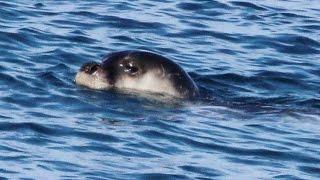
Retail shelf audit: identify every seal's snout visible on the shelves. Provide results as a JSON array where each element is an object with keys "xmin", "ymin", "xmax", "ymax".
[
  {"xmin": 80, "ymin": 62, "xmax": 100, "ymax": 74},
  {"xmin": 76, "ymin": 61, "xmax": 110, "ymax": 90}
]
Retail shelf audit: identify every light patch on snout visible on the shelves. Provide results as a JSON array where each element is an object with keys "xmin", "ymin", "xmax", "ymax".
[
  {"xmin": 115, "ymin": 71, "xmax": 179, "ymax": 97},
  {"xmin": 75, "ymin": 71, "xmax": 110, "ymax": 90}
]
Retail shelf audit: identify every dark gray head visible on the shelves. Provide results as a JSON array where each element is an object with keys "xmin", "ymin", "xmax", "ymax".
[{"xmin": 75, "ymin": 51, "xmax": 199, "ymax": 98}]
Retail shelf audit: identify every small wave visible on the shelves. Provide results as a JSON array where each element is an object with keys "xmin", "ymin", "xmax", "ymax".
[
  {"xmin": 38, "ymin": 71, "xmax": 67, "ymax": 87},
  {"xmin": 0, "ymin": 122, "xmax": 121, "ymax": 143},
  {"xmin": 0, "ymin": 2, "xmax": 15, "ymax": 8},
  {"xmin": 134, "ymin": 173, "xmax": 188, "ymax": 180},
  {"xmin": 230, "ymin": 1, "xmax": 268, "ymax": 11},
  {"xmin": 99, "ymin": 15, "xmax": 167, "ymax": 30},
  {"xmin": 176, "ymin": 2, "xmax": 206, "ymax": 11},
  {"xmin": 167, "ymin": 29, "xmax": 241, "ymax": 43},
  {"xmin": 276, "ymin": 34, "xmax": 320, "ymax": 48},
  {"xmin": 0, "ymin": 31, "xmax": 38, "ymax": 48},
  {"xmin": 298, "ymin": 166, "xmax": 320, "ymax": 177}
]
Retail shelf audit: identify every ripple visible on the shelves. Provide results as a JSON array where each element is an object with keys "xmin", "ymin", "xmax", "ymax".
[
  {"xmin": 298, "ymin": 166, "xmax": 320, "ymax": 177},
  {"xmin": 0, "ymin": 115, "xmax": 12, "ymax": 119},
  {"xmin": 0, "ymin": 2, "xmax": 15, "ymax": 8},
  {"xmin": 38, "ymin": 71, "xmax": 67, "ymax": 87},
  {"xmin": 34, "ymin": 3, "xmax": 44, "ymax": 8},
  {"xmin": 0, "ymin": 168, "xmax": 17, "ymax": 174},
  {"xmin": 39, "ymin": 160, "xmax": 86, "ymax": 173},
  {"xmin": 230, "ymin": 1, "xmax": 268, "ymax": 11},
  {"xmin": 168, "ymin": 29, "xmax": 241, "ymax": 42},
  {"xmin": 135, "ymin": 173, "xmax": 189, "ymax": 180},
  {"xmin": 180, "ymin": 165, "xmax": 223, "ymax": 177},
  {"xmin": 27, "ymin": 111, "xmax": 61, "ymax": 119},
  {"xmin": 176, "ymin": 2, "xmax": 206, "ymax": 11},
  {"xmin": 242, "ymin": 34, "xmax": 320, "ymax": 54},
  {"xmin": 100, "ymin": 15, "xmax": 167, "ymax": 30},
  {"xmin": 67, "ymin": 11, "xmax": 99, "ymax": 18},
  {"xmin": 0, "ymin": 122, "xmax": 55, "ymax": 134},
  {"xmin": 0, "ymin": 31, "xmax": 37, "ymax": 49},
  {"xmin": 276, "ymin": 34, "xmax": 320, "ymax": 47},
  {"xmin": 0, "ymin": 122, "xmax": 121, "ymax": 143},
  {"xmin": 297, "ymin": 99, "xmax": 320, "ymax": 109}
]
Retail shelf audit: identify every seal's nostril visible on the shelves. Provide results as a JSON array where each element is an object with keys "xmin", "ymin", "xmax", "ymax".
[
  {"xmin": 87, "ymin": 64, "xmax": 98, "ymax": 74},
  {"xmin": 80, "ymin": 62, "xmax": 100, "ymax": 74}
]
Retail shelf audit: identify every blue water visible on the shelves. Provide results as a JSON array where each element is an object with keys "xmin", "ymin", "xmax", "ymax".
[{"xmin": 1, "ymin": 0, "xmax": 320, "ymax": 179}]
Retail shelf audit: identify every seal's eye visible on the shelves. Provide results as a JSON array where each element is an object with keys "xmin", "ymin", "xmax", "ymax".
[
  {"xmin": 121, "ymin": 62, "xmax": 139, "ymax": 75},
  {"xmin": 124, "ymin": 65, "xmax": 139, "ymax": 75}
]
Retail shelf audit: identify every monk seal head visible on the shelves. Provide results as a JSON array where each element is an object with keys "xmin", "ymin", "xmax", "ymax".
[{"xmin": 75, "ymin": 51, "xmax": 199, "ymax": 98}]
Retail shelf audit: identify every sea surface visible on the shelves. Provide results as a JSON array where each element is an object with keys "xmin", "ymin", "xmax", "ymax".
[{"xmin": 0, "ymin": 0, "xmax": 319, "ymax": 179}]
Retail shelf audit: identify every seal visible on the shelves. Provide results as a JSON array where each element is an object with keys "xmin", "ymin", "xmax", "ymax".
[{"xmin": 75, "ymin": 50, "xmax": 199, "ymax": 98}]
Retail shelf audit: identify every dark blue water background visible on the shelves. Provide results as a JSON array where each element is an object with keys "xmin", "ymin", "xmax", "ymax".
[{"xmin": 0, "ymin": 0, "xmax": 320, "ymax": 179}]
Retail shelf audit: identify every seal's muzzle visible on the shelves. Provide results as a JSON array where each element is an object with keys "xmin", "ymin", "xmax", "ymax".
[{"xmin": 75, "ymin": 62, "xmax": 111, "ymax": 90}]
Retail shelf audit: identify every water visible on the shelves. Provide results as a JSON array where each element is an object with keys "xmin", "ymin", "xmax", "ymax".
[{"xmin": 0, "ymin": 0, "xmax": 319, "ymax": 179}]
